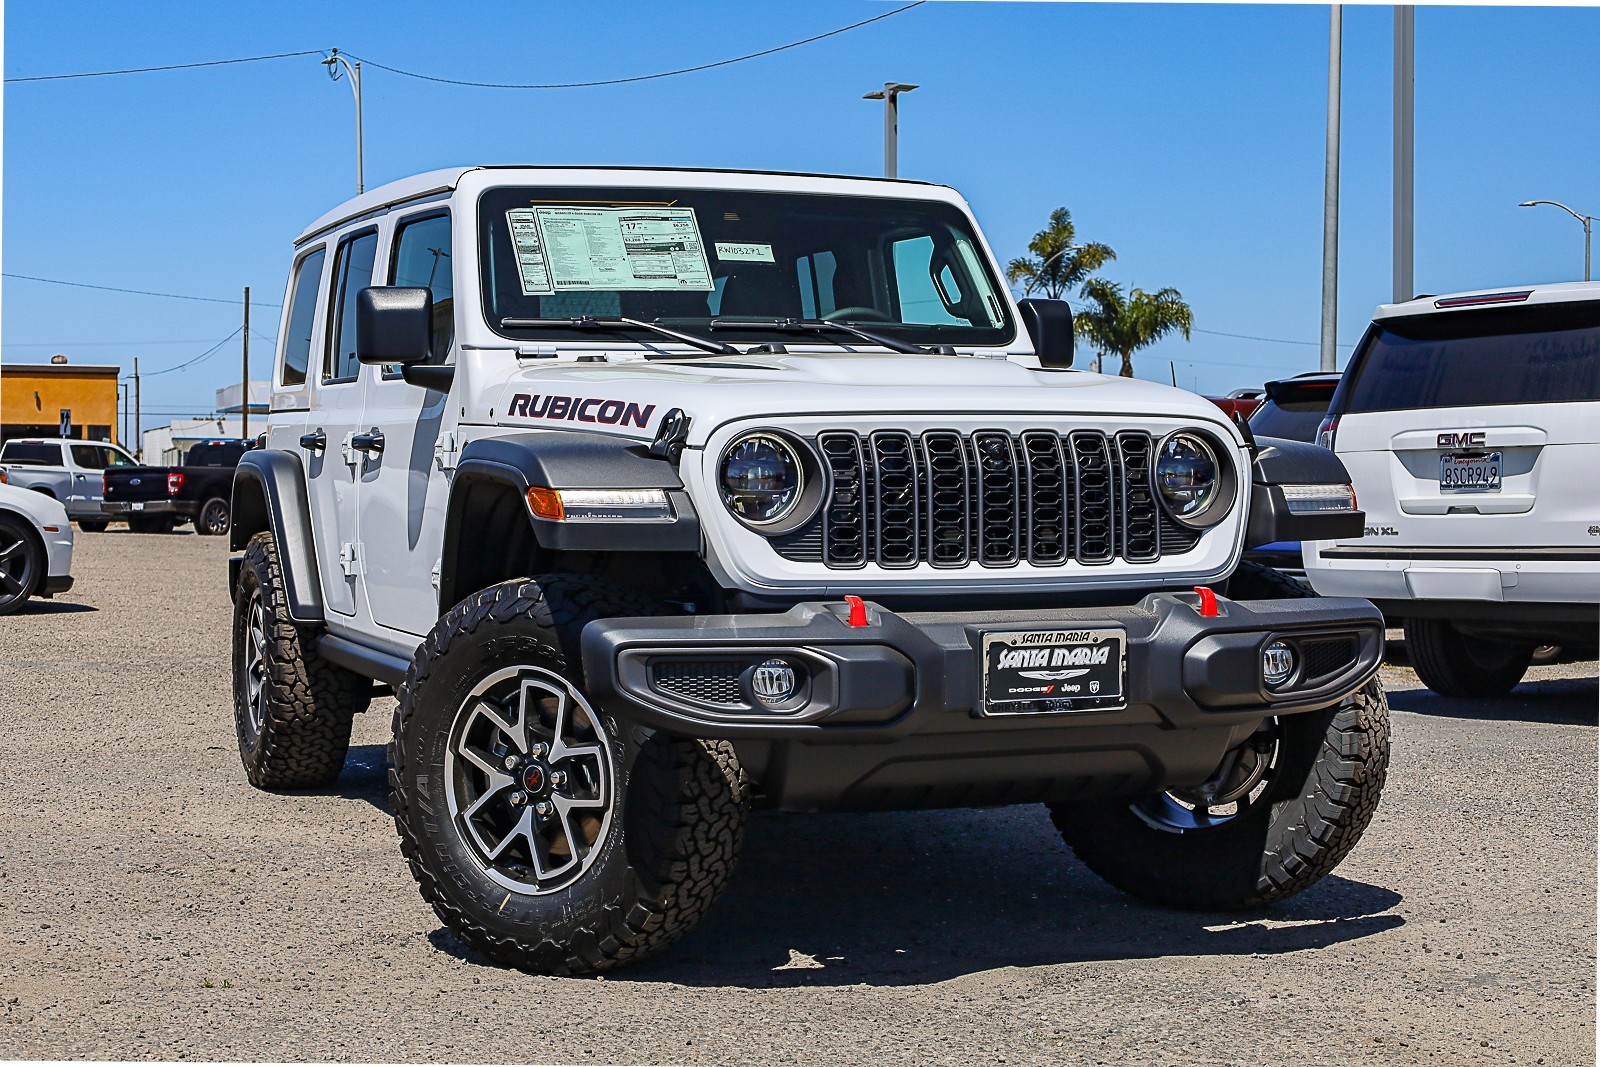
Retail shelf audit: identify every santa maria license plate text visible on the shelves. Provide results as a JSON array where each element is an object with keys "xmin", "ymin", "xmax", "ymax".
[{"xmin": 981, "ymin": 628, "xmax": 1127, "ymax": 716}]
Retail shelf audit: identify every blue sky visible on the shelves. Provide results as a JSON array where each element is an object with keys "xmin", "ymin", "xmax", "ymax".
[{"xmin": 4, "ymin": 1, "xmax": 1596, "ymax": 420}]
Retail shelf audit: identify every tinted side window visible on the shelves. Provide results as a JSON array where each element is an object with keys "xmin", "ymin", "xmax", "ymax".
[
  {"xmin": 326, "ymin": 231, "xmax": 380, "ymax": 383},
  {"xmin": 1, "ymin": 443, "xmax": 62, "ymax": 465},
  {"xmin": 391, "ymin": 214, "xmax": 454, "ymax": 365},
  {"xmin": 1344, "ymin": 303, "xmax": 1600, "ymax": 414},
  {"xmin": 71, "ymin": 445, "xmax": 108, "ymax": 469},
  {"xmin": 282, "ymin": 248, "xmax": 326, "ymax": 387},
  {"xmin": 187, "ymin": 442, "xmax": 246, "ymax": 467}
]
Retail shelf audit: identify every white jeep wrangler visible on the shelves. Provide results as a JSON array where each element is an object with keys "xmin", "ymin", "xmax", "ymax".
[{"xmin": 230, "ymin": 166, "xmax": 1390, "ymax": 974}]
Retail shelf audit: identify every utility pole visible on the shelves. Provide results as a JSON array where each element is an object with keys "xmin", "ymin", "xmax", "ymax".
[
  {"xmin": 1393, "ymin": 6, "xmax": 1415, "ymax": 303},
  {"xmin": 1320, "ymin": 4, "xmax": 1343, "ymax": 372},
  {"xmin": 133, "ymin": 357, "xmax": 142, "ymax": 461},
  {"xmin": 242, "ymin": 287, "xmax": 251, "ymax": 441},
  {"xmin": 323, "ymin": 50, "xmax": 364, "ymax": 194},
  {"xmin": 862, "ymin": 82, "xmax": 918, "ymax": 178}
]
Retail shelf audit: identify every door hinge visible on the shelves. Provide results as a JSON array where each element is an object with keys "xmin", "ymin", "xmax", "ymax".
[
  {"xmin": 340, "ymin": 431, "xmax": 360, "ymax": 467},
  {"xmin": 338, "ymin": 541, "xmax": 364, "ymax": 577},
  {"xmin": 430, "ymin": 561, "xmax": 442, "ymax": 592},
  {"xmin": 434, "ymin": 431, "xmax": 459, "ymax": 472}
]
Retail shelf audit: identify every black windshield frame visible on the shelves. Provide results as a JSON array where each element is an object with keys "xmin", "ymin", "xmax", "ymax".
[{"xmin": 477, "ymin": 186, "xmax": 1015, "ymax": 349}]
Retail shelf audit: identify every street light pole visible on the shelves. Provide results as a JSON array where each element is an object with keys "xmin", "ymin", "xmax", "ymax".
[
  {"xmin": 1393, "ymin": 5, "xmax": 1415, "ymax": 304},
  {"xmin": 1519, "ymin": 200, "xmax": 1595, "ymax": 281},
  {"xmin": 1321, "ymin": 4, "xmax": 1343, "ymax": 372},
  {"xmin": 862, "ymin": 82, "xmax": 918, "ymax": 178},
  {"xmin": 323, "ymin": 49, "xmax": 363, "ymax": 194}
]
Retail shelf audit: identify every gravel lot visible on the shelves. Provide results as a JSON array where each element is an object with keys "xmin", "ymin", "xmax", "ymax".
[{"xmin": 2, "ymin": 531, "xmax": 1594, "ymax": 1065}]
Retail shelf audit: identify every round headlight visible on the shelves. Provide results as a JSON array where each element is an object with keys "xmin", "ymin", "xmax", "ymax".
[
  {"xmin": 1156, "ymin": 433, "xmax": 1221, "ymax": 521},
  {"xmin": 720, "ymin": 433, "xmax": 803, "ymax": 525}
]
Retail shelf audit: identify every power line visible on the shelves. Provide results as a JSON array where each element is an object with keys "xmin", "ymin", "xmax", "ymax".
[
  {"xmin": 4, "ymin": 48, "xmax": 323, "ymax": 83},
  {"xmin": 346, "ymin": 5, "xmax": 925, "ymax": 89},
  {"xmin": 1194, "ymin": 326, "xmax": 1355, "ymax": 350},
  {"xmin": 140, "ymin": 328, "xmax": 243, "ymax": 377},
  {"xmin": 2, "ymin": 272, "xmax": 280, "ymax": 307}
]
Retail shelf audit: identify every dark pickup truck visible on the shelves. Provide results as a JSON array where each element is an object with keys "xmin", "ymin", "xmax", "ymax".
[{"xmin": 101, "ymin": 438, "xmax": 257, "ymax": 534}]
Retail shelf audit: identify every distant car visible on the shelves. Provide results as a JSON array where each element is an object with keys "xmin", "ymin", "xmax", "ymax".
[
  {"xmin": 0, "ymin": 481, "xmax": 75, "ymax": 614},
  {"xmin": 1305, "ymin": 282, "xmax": 1600, "ymax": 696},
  {"xmin": 1242, "ymin": 372, "xmax": 1343, "ymax": 577},
  {"xmin": 0, "ymin": 437, "xmax": 138, "ymax": 532},
  {"xmin": 101, "ymin": 438, "xmax": 258, "ymax": 534},
  {"xmin": 1206, "ymin": 393, "xmax": 1261, "ymax": 420}
]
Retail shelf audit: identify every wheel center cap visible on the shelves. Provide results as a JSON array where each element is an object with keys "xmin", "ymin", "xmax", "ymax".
[{"xmin": 521, "ymin": 762, "xmax": 546, "ymax": 793}]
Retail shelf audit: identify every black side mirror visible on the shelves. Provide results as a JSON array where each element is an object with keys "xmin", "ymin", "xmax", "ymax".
[
  {"xmin": 1017, "ymin": 298, "xmax": 1074, "ymax": 368},
  {"xmin": 356, "ymin": 287, "xmax": 432, "ymax": 366}
]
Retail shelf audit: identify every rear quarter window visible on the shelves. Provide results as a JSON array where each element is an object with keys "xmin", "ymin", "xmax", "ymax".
[{"xmin": 1, "ymin": 443, "xmax": 62, "ymax": 466}]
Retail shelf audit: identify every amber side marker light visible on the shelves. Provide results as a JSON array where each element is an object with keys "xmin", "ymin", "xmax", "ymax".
[{"xmin": 526, "ymin": 487, "xmax": 565, "ymax": 521}]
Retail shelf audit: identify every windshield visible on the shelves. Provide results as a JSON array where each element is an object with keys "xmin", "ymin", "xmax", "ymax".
[
  {"xmin": 478, "ymin": 186, "xmax": 1015, "ymax": 349},
  {"xmin": 1342, "ymin": 302, "xmax": 1600, "ymax": 414}
]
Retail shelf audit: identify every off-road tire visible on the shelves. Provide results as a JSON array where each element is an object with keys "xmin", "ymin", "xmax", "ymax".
[
  {"xmin": 231, "ymin": 531, "xmax": 370, "ymax": 788},
  {"xmin": 1051, "ymin": 561, "xmax": 1391, "ymax": 910},
  {"xmin": 390, "ymin": 575, "xmax": 749, "ymax": 975},
  {"xmin": 1403, "ymin": 617, "xmax": 1531, "ymax": 698},
  {"xmin": 76, "ymin": 517, "xmax": 110, "ymax": 533},
  {"xmin": 196, "ymin": 497, "xmax": 230, "ymax": 536},
  {"xmin": 129, "ymin": 514, "xmax": 175, "ymax": 534}
]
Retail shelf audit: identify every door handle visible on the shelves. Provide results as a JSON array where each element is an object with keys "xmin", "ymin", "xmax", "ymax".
[
  {"xmin": 300, "ymin": 429, "xmax": 328, "ymax": 452},
  {"xmin": 350, "ymin": 429, "xmax": 385, "ymax": 456}
]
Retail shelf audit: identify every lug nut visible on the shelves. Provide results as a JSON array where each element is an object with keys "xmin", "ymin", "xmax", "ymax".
[
  {"xmin": 502, "ymin": 754, "xmax": 519, "ymax": 771},
  {"xmin": 551, "ymin": 771, "xmax": 567, "ymax": 788},
  {"xmin": 535, "ymin": 801, "xmax": 552, "ymax": 817},
  {"xmin": 530, "ymin": 743, "xmax": 548, "ymax": 759},
  {"xmin": 509, "ymin": 791, "xmax": 526, "ymax": 807}
]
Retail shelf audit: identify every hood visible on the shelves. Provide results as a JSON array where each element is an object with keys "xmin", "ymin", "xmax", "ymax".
[{"xmin": 482, "ymin": 351, "xmax": 1235, "ymax": 446}]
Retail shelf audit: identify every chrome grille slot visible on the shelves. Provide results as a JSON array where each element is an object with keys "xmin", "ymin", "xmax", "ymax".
[
  {"xmin": 767, "ymin": 428, "xmax": 1216, "ymax": 570},
  {"xmin": 923, "ymin": 431, "xmax": 971, "ymax": 568},
  {"xmin": 1068, "ymin": 431, "xmax": 1116, "ymax": 565},
  {"xmin": 1116, "ymin": 432, "xmax": 1160, "ymax": 564}
]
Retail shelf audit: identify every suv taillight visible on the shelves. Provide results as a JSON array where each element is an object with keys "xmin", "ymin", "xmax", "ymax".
[
  {"xmin": 1316, "ymin": 414, "xmax": 1340, "ymax": 451},
  {"xmin": 167, "ymin": 471, "xmax": 185, "ymax": 496}
]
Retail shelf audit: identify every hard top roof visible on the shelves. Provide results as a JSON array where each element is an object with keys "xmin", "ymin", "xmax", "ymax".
[
  {"xmin": 296, "ymin": 165, "xmax": 948, "ymax": 245},
  {"xmin": 1374, "ymin": 279, "xmax": 1600, "ymax": 320}
]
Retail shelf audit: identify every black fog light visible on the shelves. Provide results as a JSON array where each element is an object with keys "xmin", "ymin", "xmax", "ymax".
[
  {"xmin": 750, "ymin": 658, "xmax": 800, "ymax": 709},
  {"xmin": 1262, "ymin": 641, "xmax": 1296, "ymax": 690}
]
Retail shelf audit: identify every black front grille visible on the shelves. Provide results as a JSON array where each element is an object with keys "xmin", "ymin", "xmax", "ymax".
[
  {"xmin": 1299, "ymin": 635, "xmax": 1360, "ymax": 682},
  {"xmin": 778, "ymin": 429, "xmax": 1206, "ymax": 569}
]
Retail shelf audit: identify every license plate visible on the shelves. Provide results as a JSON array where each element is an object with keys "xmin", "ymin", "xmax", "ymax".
[
  {"xmin": 1440, "ymin": 451, "xmax": 1502, "ymax": 493},
  {"xmin": 981, "ymin": 628, "xmax": 1126, "ymax": 715},
  {"xmin": 131, "ymin": 501, "xmax": 145, "ymax": 511}
]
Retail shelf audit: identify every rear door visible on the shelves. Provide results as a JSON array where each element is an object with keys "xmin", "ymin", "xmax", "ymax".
[{"xmin": 1330, "ymin": 300, "xmax": 1600, "ymax": 549}]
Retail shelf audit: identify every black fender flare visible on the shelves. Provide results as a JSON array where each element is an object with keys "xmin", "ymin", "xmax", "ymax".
[
  {"xmin": 230, "ymin": 449, "xmax": 324, "ymax": 624},
  {"xmin": 1244, "ymin": 436, "xmax": 1364, "ymax": 548},
  {"xmin": 439, "ymin": 431, "xmax": 701, "ymax": 607}
]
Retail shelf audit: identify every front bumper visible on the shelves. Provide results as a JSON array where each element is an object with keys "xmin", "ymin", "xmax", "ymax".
[{"xmin": 582, "ymin": 592, "xmax": 1385, "ymax": 811}]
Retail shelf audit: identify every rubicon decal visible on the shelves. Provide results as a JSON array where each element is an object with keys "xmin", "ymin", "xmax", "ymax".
[{"xmin": 507, "ymin": 393, "xmax": 656, "ymax": 428}]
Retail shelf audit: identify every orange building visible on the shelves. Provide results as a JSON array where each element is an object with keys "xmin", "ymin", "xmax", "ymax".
[{"xmin": 0, "ymin": 361, "xmax": 121, "ymax": 445}]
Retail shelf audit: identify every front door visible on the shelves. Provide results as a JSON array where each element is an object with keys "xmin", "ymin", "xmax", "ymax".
[{"xmin": 357, "ymin": 210, "xmax": 457, "ymax": 637}]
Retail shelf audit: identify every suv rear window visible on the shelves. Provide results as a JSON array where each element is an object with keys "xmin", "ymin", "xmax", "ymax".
[
  {"xmin": 1342, "ymin": 302, "xmax": 1600, "ymax": 414},
  {"xmin": 1, "ymin": 442, "xmax": 62, "ymax": 465},
  {"xmin": 1250, "ymin": 379, "xmax": 1338, "ymax": 442}
]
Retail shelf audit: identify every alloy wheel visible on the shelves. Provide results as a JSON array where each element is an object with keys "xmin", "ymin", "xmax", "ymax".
[
  {"xmin": 0, "ymin": 522, "xmax": 40, "ymax": 612},
  {"xmin": 241, "ymin": 592, "xmax": 269, "ymax": 745},
  {"xmin": 1131, "ymin": 719, "xmax": 1281, "ymax": 833}
]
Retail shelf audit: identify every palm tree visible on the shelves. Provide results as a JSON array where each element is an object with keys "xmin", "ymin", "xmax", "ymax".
[
  {"xmin": 1005, "ymin": 207, "xmax": 1116, "ymax": 299},
  {"xmin": 1074, "ymin": 279, "xmax": 1194, "ymax": 378}
]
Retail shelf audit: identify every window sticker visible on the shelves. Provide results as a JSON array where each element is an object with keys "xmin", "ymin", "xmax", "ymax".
[
  {"xmin": 506, "ymin": 208, "xmax": 553, "ymax": 296},
  {"xmin": 531, "ymin": 206, "xmax": 714, "ymax": 292},
  {"xmin": 714, "ymin": 241, "xmax": 775, "ymax": 263}
]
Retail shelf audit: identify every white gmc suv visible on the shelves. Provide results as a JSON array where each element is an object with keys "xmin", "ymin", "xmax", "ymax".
[{"xmin": 1306, "ymin": 281, "xmax": 1600, "ymax": 695}]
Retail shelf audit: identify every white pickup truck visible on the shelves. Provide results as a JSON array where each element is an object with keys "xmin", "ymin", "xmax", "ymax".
[{"xmin": 0, "ymin": 437, "xmax": 138, "ymax": 531}]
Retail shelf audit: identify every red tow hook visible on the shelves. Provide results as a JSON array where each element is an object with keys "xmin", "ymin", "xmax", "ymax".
[
  {"xmin": 1193, "ymin": 586, "xmax": 1220, "ymax": 618},
  {"xmin": 844, "ymin": 595, "xmax": 870, "ymax": 627}
]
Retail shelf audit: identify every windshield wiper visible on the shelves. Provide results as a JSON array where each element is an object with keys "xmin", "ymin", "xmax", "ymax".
[
  {"xmin": 709, "ymin": 317, "xmax": 929, "ymax": 355},
  {"xmin": 500, "ymin": 316, "xmax": 737, "ymax": 357}
]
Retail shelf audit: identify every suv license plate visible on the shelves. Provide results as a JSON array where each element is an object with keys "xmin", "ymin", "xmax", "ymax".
[
  {"xmin": 981, "ymin": 628, "xmax": 1126, "ymax": 716},
  {"xmin": 1440, "ymin": 451, "xmax": 1502, "ymax": 493}
]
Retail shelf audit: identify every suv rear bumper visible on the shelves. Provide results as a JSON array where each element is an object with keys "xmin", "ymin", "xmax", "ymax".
[
  {"xmin": 582, "ymin": 592, "xmax": 1384, "ymax": 810},
  {"xmin": 1306, "ymin": 542, "xmax": 1600, "ymax": 608}
]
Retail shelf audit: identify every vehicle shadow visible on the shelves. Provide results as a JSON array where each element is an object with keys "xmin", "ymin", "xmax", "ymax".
[
  {"xmin": 1386, "ymin": 676, "xmax": 1598, "ymax": 726},
  {"xmin": 13, "ymin": 599, "xmax": 97, "ymax": 615},
  {"xmin": 426, "ymin": 805, "xmax": 1405, "ymax": 988},
  {"xmin": 335, "ymin": 744, "xmax": 392, "ymax": 813}
]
